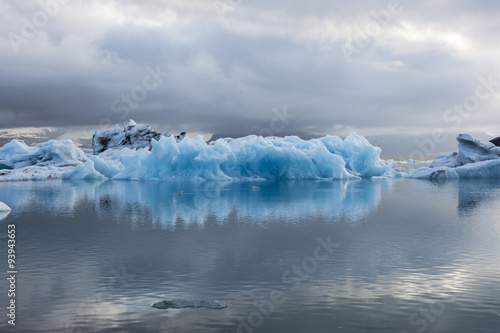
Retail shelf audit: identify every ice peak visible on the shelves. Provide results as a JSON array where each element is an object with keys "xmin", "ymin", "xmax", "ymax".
[
  {"xmin": 124, "ymin": 119, "xmax": 137, "ymax": 130},
  {"xmin": 92, "ymin": 121, "xmax": 186, "ymax": 154}
]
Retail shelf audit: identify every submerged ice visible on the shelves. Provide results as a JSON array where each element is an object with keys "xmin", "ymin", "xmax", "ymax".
[{"xmin": 151, "ymin": 299, "xmax": 227, "ymax": 310}]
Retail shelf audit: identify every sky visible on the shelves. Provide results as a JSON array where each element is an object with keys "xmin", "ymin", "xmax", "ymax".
[{"xmin": 1, "ymin": 0, "xmax": 500, "ymax": 157}]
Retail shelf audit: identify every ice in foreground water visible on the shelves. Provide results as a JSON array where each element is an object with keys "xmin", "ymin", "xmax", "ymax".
[
  {"xmin": 0, "ymin": 201, "xmax": 11, "ymax": 221},
  {"xmin": 151, "ymin": 299, "xmax": 228, "ymax": 310},
  {"xmin": 0, "ymin": 201, "xmax": 11, "ymax": 211}
]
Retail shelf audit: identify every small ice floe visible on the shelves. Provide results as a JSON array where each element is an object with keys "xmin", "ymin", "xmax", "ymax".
[
  {"xmin": 408, "ymin": 134, "xmax": 500, "ymax": 179},
  {"xmin": 0, "ymin": 202, "xmax": 11, "ymax": 221},
  {"xmin": 0, "ymin": 201, "xmax": 11, "ymax": 211},
  {"xmin": 151, "ymin": 299, "xmax": 227, "ymax": 310}
]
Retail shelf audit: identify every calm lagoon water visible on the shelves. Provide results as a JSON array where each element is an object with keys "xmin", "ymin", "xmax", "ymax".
[{"xmin": 1, "ymin": 179, "xmax": 500, "ymax": 333}]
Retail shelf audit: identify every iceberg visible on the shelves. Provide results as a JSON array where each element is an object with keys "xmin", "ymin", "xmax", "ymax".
[
  {"xmin": 151, "ymin": 299, "xmax": 227, "ymax": 310},
  {"xmin": 0, "ymin": 201, "xmax": 11, "ymax": 221},
  {"xmin": 408, "ymin": 134, "xmax": 500, "ymax": 179},
  {"xmin": 0, "ymin": 139, "xmax": 87, "ymax": 181},
  {"xmin": 0, "ymin": 201, "xmax": 11, "ymax": 211},
  {"xmin": 108, "ymin": 132, "xmax": 393, "ymax": 180},
  {"xmin": 0, "ymin": 139, "xmax": 32, "ymax": 165},
  {"xmin": 0, "ymin": 139, "xmax": 86, "ymax": 169},
  {"xmin": 0, "ymin": 122, "xmax": 394, "ymax": 181}
]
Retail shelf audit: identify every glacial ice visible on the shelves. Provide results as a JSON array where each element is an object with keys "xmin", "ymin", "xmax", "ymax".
[
  {"xmin": 107, "ymin": 133, "xmax": 393, "ymax": 181},
  {"xmin": 3, "ymin": 122, "xmax": 499, "ymax": 181},
  {"xmin": 408, "ymin": 134, "xmax": 500, "ymax": 179},
  {"xmin": 0, "ymin": 129, "xmax": 394, "ymax": 181},
  {"xmin": 92, "ymin": 120, "xmax": 186, "ymax": 154},
  {"xmin": 0, "ymin": 201, "xmax": 11, "ymax": 223},
  {"xmin": 0, "ymin": 139, "xmax": 86, "ymax": 169},
  {"xmin": 0, "ymin": 139, "xmax": 32, "ymax": 162},
  {"xmin": 151, "ymin": 299, "xmax": 227, "ymax": 310},
  {"xmin": 0, "ymin": 201, "xmax": 11, "ymax": 211}
]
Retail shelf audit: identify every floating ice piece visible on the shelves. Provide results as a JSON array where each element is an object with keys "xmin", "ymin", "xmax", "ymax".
[
  {"xmin": 0, "ymin": 201, "xmax": 11, "ymax": 211},
  {"xmin": 151, "ymin": 299, "xmax": 227, "ymax": 310},
  {"xmin": 0, "ymin": 201, "xmax": 11, "ymax": 221},
  {"xmin": 408, "ymin": 134, "xmax": 500, "ymax": 179},
  {"xmin": 0, "ymin": 139, "xmax": 87, "ymax": 169},
  {"xmin": 0, "ymin": 130, "xmax": 393, "ymax": 181},
  {"xmin": 409, "ymin": 166, "xmax": 459, "ymax": 180},
  {"xmin": 0, "ymin": 139, "xmax": 86, "ymax": 182},
  {"xmin": 111, "ymin": 133, "xmax": 392, "ymax": 180},
  {"xmin": 429, "ymin": 134, "xmax": 500, "ymax": 168}
]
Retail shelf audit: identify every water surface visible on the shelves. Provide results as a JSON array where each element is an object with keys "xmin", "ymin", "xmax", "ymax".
[{"xmin": 1, "ymin": 179, "xmax": 499, "ymax": 333}]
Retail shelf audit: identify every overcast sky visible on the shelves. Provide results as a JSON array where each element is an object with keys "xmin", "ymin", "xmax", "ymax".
[{"xmin": 1, "ymin": 0, "xmax": 500, "ymax": 155}]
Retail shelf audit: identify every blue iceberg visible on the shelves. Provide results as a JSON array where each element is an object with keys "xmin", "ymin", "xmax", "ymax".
[
  {"xmin": 0, "ymin": 122, "xmax": 394, "ymax": 181},
  {"xmin": 107, "ymin": 133, "xmax": 392, "ymax": 181}
]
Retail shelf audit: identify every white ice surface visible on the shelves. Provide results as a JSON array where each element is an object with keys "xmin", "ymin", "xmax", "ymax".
[
  {"xmin": 0, "ymin": 201, "xmax": 11, "ymax": 211},
  {"xmin": 407, "ymin": 134, "xmax": 500, "ymax": 179}
]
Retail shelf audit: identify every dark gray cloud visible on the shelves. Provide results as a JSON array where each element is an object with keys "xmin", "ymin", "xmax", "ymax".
[{"xmin": 1, "ymin": 0, "xmax": 499, "ymax": 150}]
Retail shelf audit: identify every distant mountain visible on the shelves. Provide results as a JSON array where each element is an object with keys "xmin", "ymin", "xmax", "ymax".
[
  {"xmin": 0, "ymin": 128, "xmax": 91, "ymax": 148},
  {"xmin": 0, "ymin": 128, "xmax": 59, "ymax": 147}
]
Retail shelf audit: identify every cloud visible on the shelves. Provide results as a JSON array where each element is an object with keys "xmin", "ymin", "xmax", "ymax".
[{"xmin": 0, "ymin": 0, "xmax": 499, "ymax": 145}]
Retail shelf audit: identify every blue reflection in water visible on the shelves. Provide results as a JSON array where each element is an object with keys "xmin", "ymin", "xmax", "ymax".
[
  {"xmin": 0, "ymin": 179, "xmax": 499, "ymax": 333},
  {"xmin": 2, "ymin": 179, "xmax": 392, "ymax": 228}
]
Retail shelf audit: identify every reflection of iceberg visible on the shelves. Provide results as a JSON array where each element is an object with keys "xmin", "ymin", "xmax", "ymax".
[
  {"xmin": 0, "ymin": 179, "xmax": 390, "ymax": 229},
  {"xmin": 457, "ymin": 179, "xmax": 500, "ymax": 215},
  {"xmin": 86, "ymin": 180, "xmax": 389, "ymax": 228},
  {"xmin": 0, "ymin": 211, "xmax": 10, "ymax": 221},
  {"xmin": 87, "ymin": 180, "xmax": 391, "ymax": 229},
  {"xmin": 151, "ymin": 299, "xmax": 227, "ymax": 310},
  {"xmin": 0, "ymin": 181, "xmax": 86, "ymax": 217}
]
